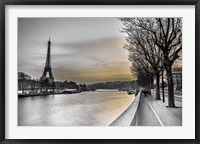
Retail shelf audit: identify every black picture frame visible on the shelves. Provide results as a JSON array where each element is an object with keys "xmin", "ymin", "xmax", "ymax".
[{"xmin": 0, "ymin": 0, "xmax": 199, "ymax": 143}]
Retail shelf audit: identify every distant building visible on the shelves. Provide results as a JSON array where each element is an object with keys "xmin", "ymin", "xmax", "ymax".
[{"xmin": 172, "ymin": 67, "xmax": 182, "ymax": 91}]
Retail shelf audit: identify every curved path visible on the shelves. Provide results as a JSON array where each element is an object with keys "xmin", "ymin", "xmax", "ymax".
[
  {"xmin": 131, "ymin": 93, "xmax": 182, "ymax": 126},
  {"xmin": 132, "ymin": 94, "xmax": 161, "ymax": 126}
]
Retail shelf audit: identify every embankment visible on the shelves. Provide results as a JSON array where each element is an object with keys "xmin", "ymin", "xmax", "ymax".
[{"xmin": 109, "ymin": 91, "xmax": 142, "ymax": 126}]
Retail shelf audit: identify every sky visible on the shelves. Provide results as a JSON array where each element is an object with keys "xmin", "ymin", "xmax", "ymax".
[{"xmin": 18, "ymin": 18, "xmax": 132, "ymax": 84}]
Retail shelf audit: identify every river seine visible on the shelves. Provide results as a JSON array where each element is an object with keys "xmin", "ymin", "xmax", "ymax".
[{"xmin": 18, "ymin": 90, "xmax": 134, "ymax": 126}]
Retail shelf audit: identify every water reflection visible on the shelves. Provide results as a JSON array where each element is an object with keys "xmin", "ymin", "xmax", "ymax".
[{"xmin": 18, "ymin": 91, "xmax": 134, "ymax": 126}]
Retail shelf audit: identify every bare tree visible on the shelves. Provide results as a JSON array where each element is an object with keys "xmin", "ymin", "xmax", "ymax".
[
  {"xmin": 130, "ymin": 55, "xmax": 154, "ymax": 89},
  {"xmin": 120, "ymin": 18, "xmax": 164, "ymax": 100},
  {"xmin": 120, "ymin": 18, "xmax": 182, "ymax": 107}
]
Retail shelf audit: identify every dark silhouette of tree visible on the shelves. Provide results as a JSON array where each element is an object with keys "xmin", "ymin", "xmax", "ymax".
[
  {"xmin": 18, "ymin": 72, "xmax": 32, "ymax": 93},
  {"xmin": 120, "ymin": 18, "xmax": 182, "ymax": 107},
  {"xmin": 130, "ymin": 58, "xmax": 154, "ymax": 89},
  {"xmin": 120, "ymin": 18, "xmax": 164, "ymax": 100}
]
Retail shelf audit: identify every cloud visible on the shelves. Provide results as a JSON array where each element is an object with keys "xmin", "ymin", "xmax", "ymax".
[{"xmin": 18, "ymin": 18, "xmax": 132, "ymax": 83}]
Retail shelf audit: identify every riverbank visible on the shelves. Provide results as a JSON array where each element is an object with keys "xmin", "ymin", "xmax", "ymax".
[
  {"xmin": 18, "ymin": 89, "xmax": 124, "ymax": 97},
  {"xmin": 109, "ymin": 91, "xmax": 140, "ymax": 126},
  {"xmin": 18, "ymin": 90, "xmax": 82, "ymax": 97}
]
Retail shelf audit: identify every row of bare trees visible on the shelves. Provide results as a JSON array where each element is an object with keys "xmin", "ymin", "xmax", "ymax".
[{"xmin": 120, "ymin": 18, "xmax": 182, "ymax": 107}]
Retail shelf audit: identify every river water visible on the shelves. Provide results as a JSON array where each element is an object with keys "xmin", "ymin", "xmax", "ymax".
[{"xmin": 18, "ymin": 90, "xmax": 135, "ymax": 126}]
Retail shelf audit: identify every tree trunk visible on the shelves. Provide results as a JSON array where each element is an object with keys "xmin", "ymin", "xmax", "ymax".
[
  {"xmin": 150, "ymin": 73, "xmax": 154, "ymax": 89},
  {"xmin": 155, "ymin": 73, "xmax": 161, "ymax": 100},
  {"xmin": 161, "ymin": 69, "xmax": 165, "ymax": 102},
  {"xmin": 166, "ymin": 66, "xmax": 175, "ymax": 107}
]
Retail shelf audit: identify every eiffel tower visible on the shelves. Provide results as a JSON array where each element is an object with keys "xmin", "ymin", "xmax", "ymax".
[{"xmin": 40, "ymin": 37, "xmax": 55, "ymax": 91}]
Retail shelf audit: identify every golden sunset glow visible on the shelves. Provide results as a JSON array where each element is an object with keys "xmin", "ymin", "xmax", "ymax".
[{"xmin": 18, "ymin": 18, "xmax": 133, "ymax": 84}]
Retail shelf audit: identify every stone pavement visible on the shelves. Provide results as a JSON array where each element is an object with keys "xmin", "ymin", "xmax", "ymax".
[
  {"xmin": 133, "ymin": 92, "xmax": 182, "ymax": 126},
  {"xmin": 109, "ymin": 91, "xmax": 182, "ymax": 126},
  {"xmin": 147, "ymin": 95, "xmax": 182, "ymax": 126}
]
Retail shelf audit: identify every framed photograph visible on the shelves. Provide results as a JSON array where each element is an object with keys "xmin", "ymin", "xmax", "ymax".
[{"xmin": 0, "ymin": 0, "xmax": 199, "ymax": 143}]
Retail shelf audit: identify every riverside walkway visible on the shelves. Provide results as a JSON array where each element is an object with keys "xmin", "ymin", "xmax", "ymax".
[{"xmin": 110, "ymin": 91, "xmax": 182, "ymax": 126}]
